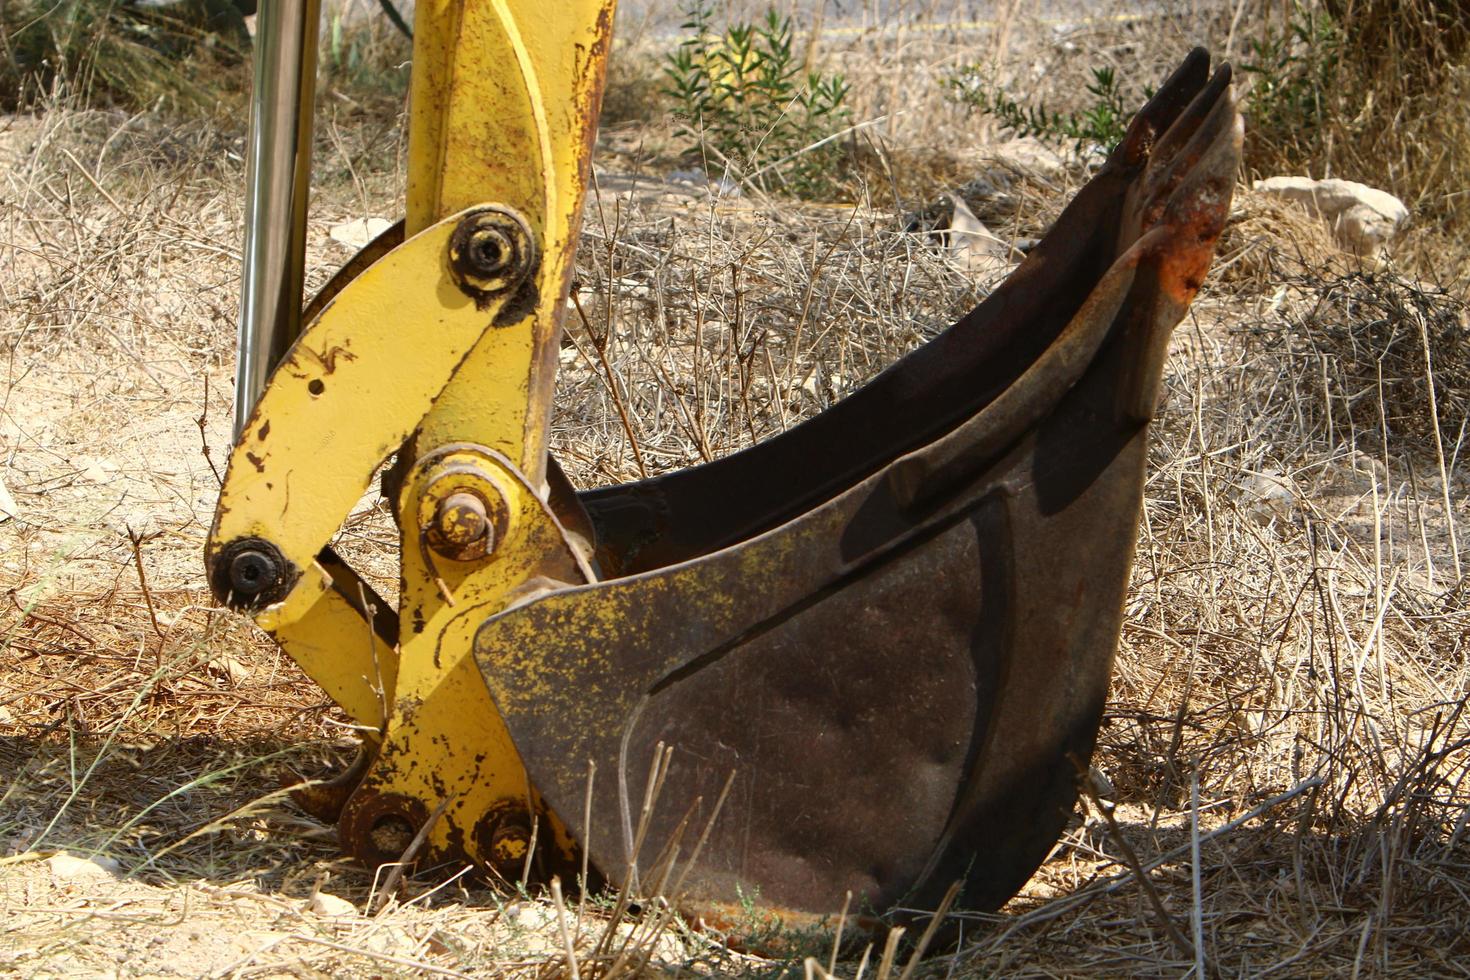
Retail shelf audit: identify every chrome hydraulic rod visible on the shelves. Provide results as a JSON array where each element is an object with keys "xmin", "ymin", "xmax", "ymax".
[{"xmin": 234, "ymin": 0, "xmax": 322, "ymax": 437}]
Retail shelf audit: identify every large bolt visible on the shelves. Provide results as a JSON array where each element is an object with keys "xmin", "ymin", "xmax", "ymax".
[
  {"xmin": 229, "ymin": 549, "xmax": 280, "ymax": 597},
  {"xmin": 448, "ymin": 207, "xmax": 536, "ymax": 306},
  {"xmin": 487, "ymin": 820, "xmax": 531, "ymax": 875},
  {"xmin": 462, "ymin": 227, "xmax": 513, "ymax": 278},
  {"xmin": 210, "ymin": 537, "xmax": 294, "ymax": 609},
  {"xmin": 474, "ymin": 807, "xmax": 534, "ymax": 880},
  {"xmin": 428, "ymin": 490, "xmax": 493, "ymax": 561}
]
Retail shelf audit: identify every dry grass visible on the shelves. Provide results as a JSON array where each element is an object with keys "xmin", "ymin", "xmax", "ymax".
[{"xmin": 2, "ymin": 4, "xmax": 1469, "ymax": 977}]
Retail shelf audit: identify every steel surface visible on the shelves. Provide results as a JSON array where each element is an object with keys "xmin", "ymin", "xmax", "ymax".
[{"xmin": 234, "ymin": 0, "xmax": 321, "ymax": 436}]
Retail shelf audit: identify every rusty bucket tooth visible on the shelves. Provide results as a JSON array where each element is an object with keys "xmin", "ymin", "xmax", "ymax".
[{"xmin": 473, "ymin": 50, "xmax": 1242, "ymax": 925}]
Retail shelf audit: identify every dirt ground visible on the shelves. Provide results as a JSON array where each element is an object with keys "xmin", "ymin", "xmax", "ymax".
[{"xmin": 4, "ymin": 8, "xmax": 1470, "ymax": 979}]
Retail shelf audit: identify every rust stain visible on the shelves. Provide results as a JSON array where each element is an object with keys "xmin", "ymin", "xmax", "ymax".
[{"xmin": 299, "ymin": 342, "xmax": 358, "ymax": 375}]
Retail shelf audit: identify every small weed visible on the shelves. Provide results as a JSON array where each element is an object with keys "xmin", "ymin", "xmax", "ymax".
[
  {"xmin": 945, "ymin": 63, "xmax": 1137, "ymax": 159},
  {"xmin": 662, "ymin": 1, "xmax": 852, "ymax": 199},
  {"xmin": 1237, "ymin": 8, "xmax": 1342, "ymax": 171}
]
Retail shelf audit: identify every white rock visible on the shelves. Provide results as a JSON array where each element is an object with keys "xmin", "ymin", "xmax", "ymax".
[
  {"xmin": 502, "ymin": 903, "xmax": 561, "ymax": 957},
  {"xmin": 328, "ymin": 217, "xmax": 394, "ymax": 249},
  {"xmin": 509, "ymin": 902, "xmax": 557, "ymax": 931},
  {"xmin": 209, "ymin": 655, "xmax": 251, "ymax": 686},
  {"xmin": 47, "ymin": 851, "xmax": 120, "ymax": 880},
  {"xmin": 0, "ymin": 473, "xmax": 16, "ymax": 522},
  {"xmin": 77, "ymin": 457, "xmax": 118, "ymax": 483},
  {"xmin": 940, "ymin": 194, "xmax": 1016, "ymax": 278},
  {"xmin": 361, "ymin": 924, "xmax": 418, "ymax": 956},
  {"xmin": 1238, "ymin": 468, "xmax": 1298, "ymax": 525},
  {"xmin": 1253, "ymin": 177, "xmax": 1409, "ymax": 259},
  {"xmin": 308, "ymin": 891, "xmax": 358, "ymax": 916}
]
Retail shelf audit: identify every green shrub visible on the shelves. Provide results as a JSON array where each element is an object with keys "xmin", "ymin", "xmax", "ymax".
[
  {"xmin": 1237, "ymin": 8, "xmax": 1342, "ymax": 176},
  {"xmin": 944, "ymin": 63, "xmax": 1138, "ymax": 160},
  {"xmin": 662, "ymin": 1, "xmax": 852, "ymax": 199}
]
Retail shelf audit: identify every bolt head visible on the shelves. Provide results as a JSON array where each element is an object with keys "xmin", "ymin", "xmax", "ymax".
[
  {"xmin": 229, "ymin": 550, "xmax": 279, "ymax": 596},
  {"xmin": 474, "ymin": 807, "xmax": 534, "ymax": 878},
  {"xmin": 447, "ymin": 206, "xmax": 536, "ymax": 305},
  {"xmin": 427, "ymin": 490, "xmax": 494, "ymax": 561},
  {"xmin": 464, "ymin": 227, "xmax": 512, "ymax": 278},
  {"xmin": 211, "ymin": 538, "xmax": 294, "ymax": 609},
  {"xmin": 488, "ymin": 822, "xmax": 531, "ymax": 872}
]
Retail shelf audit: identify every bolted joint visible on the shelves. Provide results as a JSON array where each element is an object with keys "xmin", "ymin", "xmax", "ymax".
[
  {"xmin": 208, "ymin": 537, "xmax": 297, "ymax": 610},
  {"xmin": 464, "ymin": 227, "xmax": 512, "ymax": 277},
  {"xmin": 340, "ymin": 791, "xmax": 431, "ymax": 869},
  {"xmin": 427, "ymin": 490, "xmax": 494, "ymax": 561},
  {"xmin": 488, "ymin": 820, "xmax": 531, "ymax": 874},
  {"xmin": 474, "ymin": 806, "xmax": 535, "ymax": 880},
  {"xmin": 448, "ymin": 206, "xmax": 536, "ymax": 308},
  {"xmin": 417, "ymin": 463, "xmax": 512, "ymax": 566}
]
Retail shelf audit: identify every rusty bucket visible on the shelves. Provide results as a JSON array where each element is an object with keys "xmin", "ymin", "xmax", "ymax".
[{"xmin": 474, "ymin": 49, "xmax": 1242, "ymax": 925}]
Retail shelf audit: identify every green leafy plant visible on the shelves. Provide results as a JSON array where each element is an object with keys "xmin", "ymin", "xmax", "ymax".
[
  {"xmin": 945, "ymin": 63, "xmax": 1136, "ymax": 158},
  {"xmin": 662, "ymin": 1, "xmax": 852, "ymax": 199},
  {"xmin": 1238, "ymin": 8, "xmax": 1342, "ymax": 162}
]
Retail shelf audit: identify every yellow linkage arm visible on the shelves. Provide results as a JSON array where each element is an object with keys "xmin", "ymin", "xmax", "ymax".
[
  {"xmin": 407, "ymin": 0, "xmax": 612, "ymax": 479},
  {"xmin": 348, "ymin": 0, "xmax": 616, "ymax": 874},
  {"xmin": 208, "ymin": 0, "xmax": 616, "ymax": 874},
  {"xmin": 207, "ymin": 204, "xmax": 541, "ymax": 734}
]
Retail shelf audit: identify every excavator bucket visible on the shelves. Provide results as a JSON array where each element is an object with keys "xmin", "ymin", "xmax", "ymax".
[
  {"xmin": 207, "ymin": 0, "xmax": 1240, "ymax": 936},
  {"xmin": 478, "ymin": 51, "xmax": 1243, "ymax": 921}
]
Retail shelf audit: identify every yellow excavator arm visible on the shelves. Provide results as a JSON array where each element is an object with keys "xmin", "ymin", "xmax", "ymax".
[{"xmin": 208, "ymin": 0, "xmax": 1241, "ymax": 933}]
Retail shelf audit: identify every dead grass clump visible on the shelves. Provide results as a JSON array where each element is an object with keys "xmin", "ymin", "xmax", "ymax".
[
  {"xmin": 844, "ymin": 140, "xmax": 977, "ymax": 212},
  {"xmin": 0, "ymin": 0, "xmax": 251, "ymax": 112},
  {"xmin": 1211, "ymin": 189, "xmax": 1342, "ymax": 289},
  {"xmin": 0, "ymin": 577, "xmax": 346, "ymax": 883},
  {"xmin": 556, "ymin": 184, "xmax": 987, "ymax": 486},
  {"xmin": 1324, "ymin": 0, "xmax": 1470, "ymax": 90},
  {"xmin": 1241, "ymin": 267, "xmax": 1470, "ymax": 455}
]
